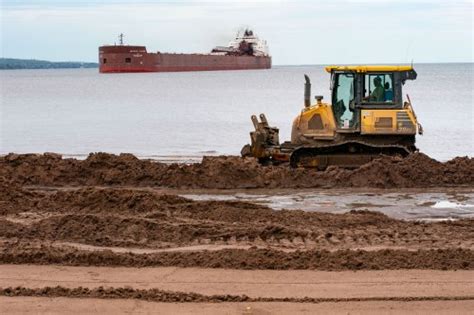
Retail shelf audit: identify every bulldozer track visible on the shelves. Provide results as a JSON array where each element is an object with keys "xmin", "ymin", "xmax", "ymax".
[{"xmin": 289, "ymin": 140, "xmax": 414, "ymax": 169}]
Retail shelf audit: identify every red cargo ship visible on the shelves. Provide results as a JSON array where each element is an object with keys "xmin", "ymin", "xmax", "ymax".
[{"xmin": 99, "ymin": 30, "xmax": 271, "ymax": 73}]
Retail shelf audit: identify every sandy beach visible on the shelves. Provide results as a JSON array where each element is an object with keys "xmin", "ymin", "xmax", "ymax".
[{"xmin": 1, "ymin": 153, "xmax": 473, "ymax": 313}]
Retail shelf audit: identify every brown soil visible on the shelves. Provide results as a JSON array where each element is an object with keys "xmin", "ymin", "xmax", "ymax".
[
  {"xmin": 1, "ymin": 242, "xmax": 473, "ymax": 270},
  {"xmin": 2, "ymin": 286, "xmax": 472, "ymax": 303},
  {"xmin": 1, "ymin": 153, "xmax": 473, "ymax": 276},
  {"xmin": 1, "ymin": 183, "xmax": 473, "ymax": 251},
  {"xmin": 1, "ymin": 152, "xmax": 472, "ymax": 189}
]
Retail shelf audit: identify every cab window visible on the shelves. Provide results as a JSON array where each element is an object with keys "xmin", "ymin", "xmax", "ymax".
[
  {"xmin": 333, "ymin": 73, "xmax": 355, "ymax": 128},
  {"xmin": 364, "ymin": 73, "xmax": 394, "ymax": 103}
]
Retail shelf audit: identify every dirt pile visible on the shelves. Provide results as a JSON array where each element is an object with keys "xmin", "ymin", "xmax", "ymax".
[
  {"xmin": 1, "ymin": 152, "xmax": 472, "ymax": 188},
  {"xmin": 2, "ymin": 286, "xmax": 472, "ymax": 303},
  {"xmin": 1, "ymin": 185, "xmax": 473, "ymax": 250},
  {"xmin": 1, "ymin": 243, "xmax": 473, "ymax": 270},
  {"xmin": 0, "ymin": 178, "xmax": 41, "ymax": 215},
  {"xmin": 347, "ymin": 154, "xmax": 474, "ymax": 187},
  {"xmin": 0, "ymin": 153, "xmax": 166, "ymax": 187},
  {"xmin": 0, "ymin": 286, "xmax": 250, "ymax": 303}
]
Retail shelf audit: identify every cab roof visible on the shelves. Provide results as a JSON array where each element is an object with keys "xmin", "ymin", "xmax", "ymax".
[{"xmin": 325, "ymin": 65, "xmax": 414, "ymax": 73}]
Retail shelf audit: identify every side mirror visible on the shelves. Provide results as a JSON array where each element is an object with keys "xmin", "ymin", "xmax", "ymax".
[{"xmin": 400, "ymin": 70, "xmax": 417, "ymax": 84}]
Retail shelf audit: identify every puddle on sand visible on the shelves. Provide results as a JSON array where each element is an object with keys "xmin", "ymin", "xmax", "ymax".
[{"xmin": 181, "ymin": 190, "xmax": 474, "ymax": 221}]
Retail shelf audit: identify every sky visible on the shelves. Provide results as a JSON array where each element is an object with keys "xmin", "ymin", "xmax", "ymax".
[{"xmin": 1, "ymin": 0, "xmax": 473, "ymax": 65}]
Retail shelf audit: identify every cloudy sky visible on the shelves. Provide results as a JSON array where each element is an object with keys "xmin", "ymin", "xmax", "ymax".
[{"xmin": 1, "ymin": 0, "xmax": 472, "ymax": 64}]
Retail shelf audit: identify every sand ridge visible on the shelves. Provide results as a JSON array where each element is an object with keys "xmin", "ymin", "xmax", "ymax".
[{"xmin": 1, "ymin": 152, "xmax": 472, "ymax": 188}]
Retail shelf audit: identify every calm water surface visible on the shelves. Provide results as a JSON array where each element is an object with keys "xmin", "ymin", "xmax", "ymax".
[
  {"xmin": 1, "ymin": 64, "xmax": 473, "ymax": 161},
  {"xmin": 182, "ymin": 188, "xmax": 474, "ymax": 220}
]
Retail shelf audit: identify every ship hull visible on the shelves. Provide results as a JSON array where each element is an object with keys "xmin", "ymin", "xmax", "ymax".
[{"xmin": 99, "ymin": 46, "xmax": 271, "ymax": 73}]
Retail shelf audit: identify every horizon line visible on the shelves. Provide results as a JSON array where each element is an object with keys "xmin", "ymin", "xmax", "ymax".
[{"xmin": 1, "ymin": 57, "xmax": 474, "ymax": 67}]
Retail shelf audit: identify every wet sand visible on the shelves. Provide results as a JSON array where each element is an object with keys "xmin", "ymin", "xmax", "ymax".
[
  {"xmin": 1, "ymin": 153, "xmax": 473, "ymax": 312},
  {"xmin": 2, "ymin": 266, "xmax": 473, "ymax": 299},
  {"xmin": 3, "ymin": 298, "xmax": 473, "ymax": 314},
  {"xmin": 1, "ymin": 266, "xmax": 473, "ymax": 314}
]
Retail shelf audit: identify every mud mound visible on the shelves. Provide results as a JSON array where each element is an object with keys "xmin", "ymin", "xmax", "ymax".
[
  {"xmin": 0, "ymin": 215, "xmax": 240, "ymax": 247},
  {"xmin": 0, "ymin": 214, "xmax": 327, "ymax": 247},
  {"xmin": 0, "ymin": 177, "xmax": 41, "ymax": 215},
  {"xmin": 1, "ymin": 244, "xmax": 472, "ymax": 270},
  {"xmin": 0, "ymin": 286, "xmax": 250, "ymax": 303},
  {"xmin": 1, "ymin": 152, "xmax": 472, "ymax": 188},
  {"xmin": 2, "ymin": 286, "xmax": 472, "ymax": 303},
  {"xmin": 42, "ymin": 188, "xmax": 189, "ymax": 214},
  {"xmin": 47, "ymin": 188, "xmax": 273, "ymax": 221},
  {"xmin": 2, "ymin": 186, "xmax": 473, "ymax": 249},
  {"xmin": 348, "ymin": 154, "xmax": 474, "ymax": 187},
  {"xmin": 0, "ymin": 185, "xmax": 181, "ymax": 216},
  {"xmin": 0, "ymin": 152, "xmax": 166, "ymax": 187}
]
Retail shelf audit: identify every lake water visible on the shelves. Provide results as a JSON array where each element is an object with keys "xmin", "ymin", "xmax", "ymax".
[
  {"xmin": 182, "ymin": 188, "xmax": 474, "ymax": 221},
  {"xmin": 1, "ymin": 64, "xmax": 473, "ymax": 161}
]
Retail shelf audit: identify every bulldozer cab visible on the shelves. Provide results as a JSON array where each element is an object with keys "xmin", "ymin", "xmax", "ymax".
[{"xmin": 328, "ymin": 66, "xmax": 417, "ymax": 130}]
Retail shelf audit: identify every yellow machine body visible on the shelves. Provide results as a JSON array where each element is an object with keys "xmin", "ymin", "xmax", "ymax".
[
  {"xmin": 291, "ymin": 102, "xmax": 336, "ymax": 141},
  {"xmin": 360, "ymin": 109, "xmax": 417, "ymax": 135},
  {"xmin": 292, "ymin": 103, "xmax": 419, "ymax": 142}
]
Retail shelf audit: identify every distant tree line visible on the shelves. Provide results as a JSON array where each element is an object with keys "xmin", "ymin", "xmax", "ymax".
[{"xmin": 0, "ymin": 58, "xmax": 98, "ymax": 70}]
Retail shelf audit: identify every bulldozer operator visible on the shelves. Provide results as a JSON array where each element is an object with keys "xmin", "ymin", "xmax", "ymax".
[{"xmin": 370, "ymin": 76, "xmax": 385, "ymax": 102}]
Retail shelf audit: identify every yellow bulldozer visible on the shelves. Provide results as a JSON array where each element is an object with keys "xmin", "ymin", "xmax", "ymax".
[{"xmin": 241, "ymin": 65, "xmax": 423, "ymax": 169}]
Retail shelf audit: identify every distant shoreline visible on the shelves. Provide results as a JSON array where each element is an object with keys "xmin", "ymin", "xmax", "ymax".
[
  {"xmin": 1, "ymin": 59, "xmax": 472, "ymax": 70},
  {"xmin": 0, "ymin": 58, "xmax": 98, "ymax": 70}
]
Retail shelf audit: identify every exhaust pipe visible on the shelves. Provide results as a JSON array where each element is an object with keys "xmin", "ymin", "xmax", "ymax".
[{"xmin": 304, "ymin": 74, "xmax": 311, "ymax": 108}]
